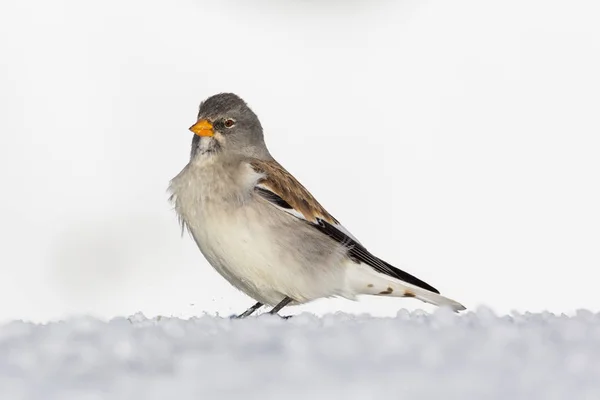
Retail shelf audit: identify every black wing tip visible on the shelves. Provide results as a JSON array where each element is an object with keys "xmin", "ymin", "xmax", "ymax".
[
  {"xmin": 311, "ymin": 218, "xmax": 441, "ymax": 295},
  {"xmin": 377, "ymin": 258, "xmax": 440, "ymax": 294}
]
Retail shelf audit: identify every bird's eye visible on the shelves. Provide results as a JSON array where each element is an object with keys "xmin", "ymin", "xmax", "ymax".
[{"xmin": 224, "ymin": 118, "xmax": 235, "ymax": 128}]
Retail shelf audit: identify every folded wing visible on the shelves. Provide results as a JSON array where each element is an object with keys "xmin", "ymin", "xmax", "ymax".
[{"xmin": 249, "ymin": 159, "xmax": 440, "ymax": 294}]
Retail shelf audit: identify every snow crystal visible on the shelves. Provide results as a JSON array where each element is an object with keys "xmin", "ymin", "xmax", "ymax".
[{"xmin": 2, "ymin": 308, "xmax": 600, "ymax": 399}]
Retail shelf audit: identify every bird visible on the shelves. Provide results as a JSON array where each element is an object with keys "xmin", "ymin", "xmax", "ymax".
[{"xmin": 168, "ymin": 93, "xmax": 465, "ymax": 318}]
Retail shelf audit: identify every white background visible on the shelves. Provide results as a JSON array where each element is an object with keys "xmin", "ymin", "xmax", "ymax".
[{"xmin": 1, "ymin": 0, "xmax": 599, "ymax": 323}]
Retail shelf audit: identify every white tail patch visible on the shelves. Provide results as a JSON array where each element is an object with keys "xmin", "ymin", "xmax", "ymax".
[{"xmin": 346, "ymin": 263, "xmax": 466, "ymax": 312}]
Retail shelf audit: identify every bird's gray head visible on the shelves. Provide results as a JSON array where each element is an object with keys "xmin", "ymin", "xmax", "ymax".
[{"xmin": 189, "ymin": 93, "xmax": 270, "ymax": 160}]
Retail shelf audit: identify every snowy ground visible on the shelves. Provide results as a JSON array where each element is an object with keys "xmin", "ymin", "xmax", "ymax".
[{"xmin": 2, "ymin": 309, "xmax": 599, "ymax": 400}]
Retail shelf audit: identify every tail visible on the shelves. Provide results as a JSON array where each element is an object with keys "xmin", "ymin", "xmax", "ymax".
[{"xmin": 346, "ymin": 262, "xmax": 466, "ymax": 312}]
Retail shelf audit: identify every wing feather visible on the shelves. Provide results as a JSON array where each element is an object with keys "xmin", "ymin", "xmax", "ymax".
[
  {"xmin": 249, "ymin": 159, "xmax": 440, "ymax": 294},
  {"xmin": 250, "ymin": 159, "xmax": 338, "ymax": 224}
]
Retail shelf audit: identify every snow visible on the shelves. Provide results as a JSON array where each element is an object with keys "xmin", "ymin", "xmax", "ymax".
[{"xmin": 2, "ymin": 309, "xmax": 600, "ymax": 399}]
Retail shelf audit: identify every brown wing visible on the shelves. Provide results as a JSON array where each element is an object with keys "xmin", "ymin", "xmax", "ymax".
[
  {"xmin": 248, "ymin": 158, "xmax": 441, "ymax": 294},
  {"xmin": 249, "ymin": 159, "xmax": 338, "ymax": 225}
]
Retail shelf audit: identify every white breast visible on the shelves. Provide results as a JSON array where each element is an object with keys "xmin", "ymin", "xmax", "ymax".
[{"xmin": 169, "ymin": 156, "xmax": 350, "ymax": 306}]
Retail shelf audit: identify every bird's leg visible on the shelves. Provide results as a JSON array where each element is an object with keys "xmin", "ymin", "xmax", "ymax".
[
  {"xmin": 268, "ymin": 296, "xmax": 293, "ymax": 317},
  {"xmin": 232, "ymin": 302, "xmax": 263, "ymax": 319}
]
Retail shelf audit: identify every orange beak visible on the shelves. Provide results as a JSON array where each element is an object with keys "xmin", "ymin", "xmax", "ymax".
[{"xmin": 189, "ymin": 119, "xmax": 214, "ymax": 137}]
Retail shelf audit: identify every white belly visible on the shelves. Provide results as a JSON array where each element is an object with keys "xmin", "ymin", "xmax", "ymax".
[
  {"xmin": 169, "ymin": 159, "xmax": 349, "ymax": 306},
  {"xmin": 187, "ymin": 201, "xmax": 349, "ymax": 305},
  {"xmin": 190, "ymin": 204, "xmax": 288, "ymax": 305}
]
